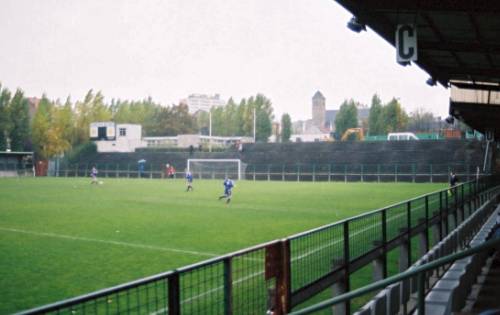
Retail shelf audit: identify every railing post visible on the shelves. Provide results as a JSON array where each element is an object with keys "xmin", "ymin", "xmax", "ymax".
[
  {"xmin": 412, "ymin": 163, "xmax": 416, "ymax": 183},
  {"xmin": 312, "ymin": 164, "xmax": 316, "ymax": 182},
  {"xmin": 277, "ymin": 239, "xmax": 291, "ymax": 315},
  {"xmin": 377, "ymin": 164, "xmax": 380, "ymax": 183},
  {"xmin": 344, "ymin": 165, "xmax": 347, "ymax": 183},
  {"xmin": 461, "ymin": 184, "xmax": 465, "ymax": 219},
  {"xmin": 444, "ymin": 190, "xmax": 449, "ymax": 235},
  {"xmin": 361, "ymin": 164, "xmax": 364, "ymax": 182},
  {"xmin": 332, "ymin": 222, "xmax": 351, "ymax": 315},
  {"xmin": 430, "ymin": 164, "xmax": 433, "ymax": 183},
  {"xmin": 452, "ymin": 186, "xmax": 458, "ymax": 228},
  {"xmin": 265, "ymin": 240, "xmax": 291, "ymax": 315},
  {"xmin": 419, "ymin": 196, "xmax": 429, "ymax": 255},
  {"xmin": 282, "ymin": 165, "xmax": 285, "ymax": 182},
  {"xmin": 417, "ymin": 272, "xmax": 426, "ymax": 315},
  {"xmin": 373, "ymin": 210, "xmax": 388, "ymax": 281},
  {"xmin": 268, "ymin": 164, "xmax": 271, "ymax": 181},
  {"xmin": 328, "ymin": 164, "xmax": 332, "ymax": 182},
  {"xmin": 223, "ymin": 257, "xmax": 233, "ymax": 315},
  {"xmin": 168, "ymin": 273, "xmax": 180, "ymax": 315},
  {"xmin": 439, "ymin": 191, "xmax": 444, "ymax": 241},
  {"xmin": 297, "ymin": 164, "xmax": 300, "ymax": 182},
  {"xmin": 332, "ymin": 221, "xmax": 350, "ymax": 315},
  {"xmin": 407, "ymin": 201, "xmax": 412, "ymax": 265}
]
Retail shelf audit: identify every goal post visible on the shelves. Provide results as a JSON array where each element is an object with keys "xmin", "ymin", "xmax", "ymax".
[{"xmin": 187, "ymin": 159, "xmax": 245, "ymax": 180}]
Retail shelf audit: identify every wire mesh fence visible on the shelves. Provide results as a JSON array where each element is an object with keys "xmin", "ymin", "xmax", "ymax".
[
  {"xmin": 53, "ymin": 162, "xmax": 482, "ymax": 183},
  {"xmin": 17, "ymin": 177, "xmax": 499, "ymax": 315}
]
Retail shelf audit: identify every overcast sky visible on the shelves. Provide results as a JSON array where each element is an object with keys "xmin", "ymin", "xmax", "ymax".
[{"xmin": 0, "ymin": 0, "xmax": 450, "ymax": 121}]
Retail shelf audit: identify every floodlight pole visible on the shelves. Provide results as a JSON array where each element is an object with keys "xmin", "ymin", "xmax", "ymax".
[
  {"xmin": 253, "ymin": 107, "xmax": 256, "ymax": 143},
  {"xmin": 209, "ymin": 110, "xmax": 212, "ymax": 153}
]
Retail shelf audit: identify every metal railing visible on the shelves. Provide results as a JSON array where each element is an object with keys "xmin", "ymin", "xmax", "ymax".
[
  {"xmin": 52, "ymin": 162, "xmax": 481, "ymax": 183},
  {"xmin": 16, "ymin": 176, "xmax": 500, "ymax": 315},
  {"xmin": 289, "ymin": 237, "xmax": 500, "ymax": 315}
]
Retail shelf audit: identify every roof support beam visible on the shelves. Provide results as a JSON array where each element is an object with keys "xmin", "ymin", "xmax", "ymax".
[
  {"xmin": 419, "ymin": 41, "xmax": 500, "ymax": 54},
  {"xmin": 440, "ymin": 67, "xmax": 500, "ymax": 78},
  {"xmin": 451, "ymin": 82, "xmax": 500, "ymax": 92},
  {"xmin": 360, "ymin": 1, "xmax": 500, "ymax": 12},
  {"xmin": 422, "ymin": 13, "xmax": 465, "ymax": 68},
  {"xmin": 468, "ymin": 13, "xmax": 495, "ymax": 68}
]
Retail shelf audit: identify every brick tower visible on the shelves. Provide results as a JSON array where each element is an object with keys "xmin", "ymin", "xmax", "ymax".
[{"xmin": 312, "ymin": 91, "xmax": 326, "ymax": 129}]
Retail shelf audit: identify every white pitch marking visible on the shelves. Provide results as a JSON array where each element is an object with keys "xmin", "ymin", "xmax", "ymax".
[{"xmin": 0, "ymin": 227, "xmax": 218, "ymax": 257}]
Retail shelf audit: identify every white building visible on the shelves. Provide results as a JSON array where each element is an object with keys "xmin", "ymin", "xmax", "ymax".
[
  {"xmin": 182, "ymin": 94, "xmax": 226, "ymax": 113},
  {"xmin": 91, "ymin": 122, "xmax": 253, "ymax": 152},
  {"xmin": 90, "ymin": 122, "xmax": 145, "ymax": 152}
]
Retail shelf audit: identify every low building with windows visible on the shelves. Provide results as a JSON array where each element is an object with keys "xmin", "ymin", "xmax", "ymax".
[
  {"xmin": 90, "ymin": 122, "xmax": 145, "ymax": 152},
  {"xmin": 90, "ymin": 122, "xmax": 253, "ymax": 152}
]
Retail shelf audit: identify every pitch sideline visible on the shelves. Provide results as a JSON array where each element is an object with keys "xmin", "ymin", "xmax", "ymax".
[{"xmin": 0, "ymin": 227, "xmax": 219, "ymax": 257}]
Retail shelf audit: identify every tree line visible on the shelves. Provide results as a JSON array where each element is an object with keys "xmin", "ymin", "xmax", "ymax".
[
  {"xmin": 0, "ymin": 84, "xmax": 282, "ymax": 159},
  {"xmin": 334, "ymin": 94, "xmax": 444, "ymax": 138},
  {"xmin": 0, "ymin": 82, "xmax": 455, "ymax": 160}
]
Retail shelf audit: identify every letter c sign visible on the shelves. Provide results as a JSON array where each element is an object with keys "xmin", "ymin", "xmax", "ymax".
[{"xmin": 396, "ymin": 24, "xmax": 417, "ymax": 62}]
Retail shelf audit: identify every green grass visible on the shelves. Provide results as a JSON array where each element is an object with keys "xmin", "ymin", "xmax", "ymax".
[{"xmin": 0, "ymin": 177, "xmax": 445, "ymax": 314}]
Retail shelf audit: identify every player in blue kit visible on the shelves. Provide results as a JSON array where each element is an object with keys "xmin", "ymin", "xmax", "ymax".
[
  {"xmin": 185, "ymin": 171, "xmax": 194, "ymax": 192},
  {"xmin": 90, "ymin": 166, "xmax": 98, "ymax": 184},
  {"xmin": 218, "ymin": 177, "xmax": 234, "ymax": 203}
]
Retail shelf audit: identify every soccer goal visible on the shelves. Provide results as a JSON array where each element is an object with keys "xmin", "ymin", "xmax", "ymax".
[{"xmin": 187, "ymin": 159, "xmax": 246, "ymax": 180}]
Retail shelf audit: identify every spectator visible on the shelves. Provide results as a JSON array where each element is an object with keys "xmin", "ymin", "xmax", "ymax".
[
  {"xmin": 449, "ymin": 171, "xmax": 459, "ymax": 195},
  {"xmin": 167, "ymin": 164, "xmax": 176, "ymax": 178},
  {"xmin": 138, "ymin": 159, "xmax": 146, "ymax": 178}
]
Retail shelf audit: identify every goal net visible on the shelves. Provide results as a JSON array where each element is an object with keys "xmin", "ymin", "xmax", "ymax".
[{"xmin": 187, "ymin": 159, "xmax": 246, "ymax": 180}]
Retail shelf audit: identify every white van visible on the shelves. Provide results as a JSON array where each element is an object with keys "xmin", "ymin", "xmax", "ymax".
[{"xmin": 387, "ymin": 132, "xmax": 419, "ymax": 141}]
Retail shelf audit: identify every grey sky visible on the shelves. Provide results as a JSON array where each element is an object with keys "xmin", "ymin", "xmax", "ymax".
[{"xmin": 0, "ymin": 0, "xmax": 450, "ymax": 121}]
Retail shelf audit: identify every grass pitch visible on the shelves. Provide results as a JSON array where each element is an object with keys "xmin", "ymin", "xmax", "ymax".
[{"xmin": 0, "ymin": 177, "xmax": 445, "ymax": 314}]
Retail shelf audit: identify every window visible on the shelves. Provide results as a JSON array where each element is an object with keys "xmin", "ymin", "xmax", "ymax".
[{"xmin": 119, "ymin": 128, "xmax": 127, "ymax": 136}]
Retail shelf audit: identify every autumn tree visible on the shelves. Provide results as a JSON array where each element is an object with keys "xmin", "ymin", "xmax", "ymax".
[
  {"xmin": 9, "ymin": 89, "xmax": 31, "ymax": 151},
  {"xmin": 31, "ymin": 96, "xmax": 53, "ymax": 159},
  {"xmin": 368, "ymin": 94, "xmax": 384, "ymax": 135},
  {"xmin": 407, "ymin": 108, "xmax": 437, "ymax": 132},
  {"xmin": 0, "ymin": 84, "xmax": 11, "ymax": 150},
  {"xmin": 280, "ymin": 113, "xmax": 292, "ymax": 142},
  {"xmin": 148, "ymin": 103, "xmax": 197, "ymax": 136},
  {"xmin": 383, "ymin": 98, "xmax": 408, "ymax": 133},
  {"xmin": 74, "ymin": 90, "xmax": 111, "ymax": 145},
  {"xmin": 334, "ymin": 99, "xmax": 358, "ymax": 137}
]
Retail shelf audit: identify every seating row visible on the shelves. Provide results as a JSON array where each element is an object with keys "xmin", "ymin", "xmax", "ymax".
[{"xmin": 354, "ymin": 189, "xmax": 499, "ymax": 315}]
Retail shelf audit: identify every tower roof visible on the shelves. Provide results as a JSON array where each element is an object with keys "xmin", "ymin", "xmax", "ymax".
[{"xmin": 312, "ymin": 91, "xmax": 325, "ymax": 100}]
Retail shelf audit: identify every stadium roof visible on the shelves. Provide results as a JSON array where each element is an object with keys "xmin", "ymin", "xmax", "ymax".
[{"xmin": 334, "ymin": 0, "xmax": 500, "ymax": 138}]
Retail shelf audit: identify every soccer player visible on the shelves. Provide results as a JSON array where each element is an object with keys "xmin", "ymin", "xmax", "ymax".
[
  {"xmin": 90, "ymin": 166, "xmax": 98, "ymax": 184},
  {"xmin": 218, "ymin": 177, "xmax": 234, "ymax": 204},
  {"xmin": 186, "ymin": 170, "xmax": 194, "ymax": 192},
  {"xmin": 449, "ymin": 171, "xmax": 459, "ymax": 195}
]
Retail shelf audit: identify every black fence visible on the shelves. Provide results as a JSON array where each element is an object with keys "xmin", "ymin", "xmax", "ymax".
[
  {"xmin": 53, "ymin": 162, "xmax": 481, "ymax": 183},
  {"xmin": 18, "ymin": 176, "xmax": 500, "ymax": 315}
]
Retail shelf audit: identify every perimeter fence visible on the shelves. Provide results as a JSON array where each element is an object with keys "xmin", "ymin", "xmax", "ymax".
[
  {"xmin": 18, "ymin": 176, "xmax": 500, "ymax": 315},
  {"xmin": 52, "ymin": 162, "xmax": 481, "ymax": 183}
]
